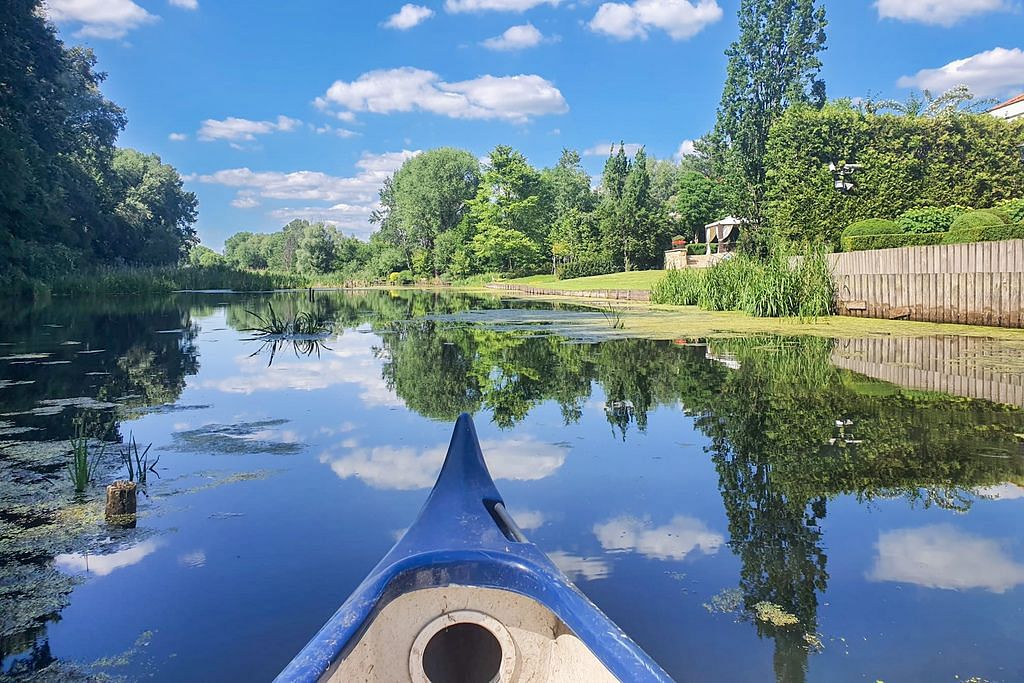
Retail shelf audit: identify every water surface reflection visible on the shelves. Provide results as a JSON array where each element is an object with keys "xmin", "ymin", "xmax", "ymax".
[{"xmin": 1, "ymin": 290, "xmax": 1022, "ymax": 682}]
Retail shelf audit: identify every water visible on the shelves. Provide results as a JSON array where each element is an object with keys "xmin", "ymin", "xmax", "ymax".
[{"xmin": 2, "ymin": 290, "xmax": 1023, "ymax": 682}]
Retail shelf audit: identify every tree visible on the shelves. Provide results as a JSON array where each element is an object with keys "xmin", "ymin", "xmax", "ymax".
[
  {"xmin": 676, "ymin": 171, "xmax": 728, "ymax": 242},
  {"xmin": 378, "ymin": 148, "xmax": 479, "ymax": 274},
  {"xmin": 600, "ymin": 147, "xmax": 668, "ymax": 271},
  {"xmin": 646, "ymin": 157, "xmax": 679, "ymax": 207},
  {"xmin": 295, "ymin": 224, "xmax": 338, "ymax": 275},
  {"xmin": 188, "ymin": 245, "xmax": 225, "ymax": 267},
  {"xmin": 465, "ymin": 146, "xmax": 547, "ymax": 272},
  {"xmin": 542, "ymin": 149, "xmax": 595, "ymax": 216},
  {"xmin": 224, "ymin": 232, "xmax": 269, "ymax": 270},
  {"xmin": 109, "ymin": 149, "xmax": 198, "ymax": 265},
  {"xmin": 471, "ymin": 225, "xmax": 540, "ymax": 274},
  {"xmin": 711, "ymin": 0, "xmax": 828, "ymax": 253}
]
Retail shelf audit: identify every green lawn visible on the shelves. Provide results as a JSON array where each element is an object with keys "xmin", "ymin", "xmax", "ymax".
[{"xmin": 502, "ymin": 270, "xmax": 665, "ymax": 292}]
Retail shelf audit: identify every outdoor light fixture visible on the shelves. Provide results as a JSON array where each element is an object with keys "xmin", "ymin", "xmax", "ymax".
[{"xmin": 829, "ymin": 161, "xmax": 863, "ymax": 194}]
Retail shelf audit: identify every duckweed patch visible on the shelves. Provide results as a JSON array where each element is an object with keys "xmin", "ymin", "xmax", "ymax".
[
  {"xmin": 703, "ymin": 587, "xmax": 744, "ymax": 614},
  {"xmin": 753, "ymin": 601, "xmax": 801, "ymax": 627}
]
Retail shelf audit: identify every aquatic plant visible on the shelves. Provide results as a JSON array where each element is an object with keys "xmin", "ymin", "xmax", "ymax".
[
  {"xmin": 244, "ymin": 303, "xmax": 333, "ymax": 364},
  {"xmin": 753, "ymin": 601, "xmax": 800, "ymax": 627},
  {"xmin": 66, "ymin": 420, "xmax": 105, "ymax": 493},
  {"xmin": 119, "ymin": 432, "xmax": 159, "ymax": 485},
  {"xmin": 650, "ymin": 248, "xmax": 835, "ymax": 320},
  {"xmin": 245, "ymin": 302, "xmax": 331, "ymax": 337},
  {"xmin": 598, "ymin": 305, "xmax": 625, "ymax": 330}
]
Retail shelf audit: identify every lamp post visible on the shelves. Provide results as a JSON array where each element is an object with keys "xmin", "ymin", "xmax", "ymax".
[{"xmin": 829, "ymin": 161, "xmax": 863, "ymax": 194}]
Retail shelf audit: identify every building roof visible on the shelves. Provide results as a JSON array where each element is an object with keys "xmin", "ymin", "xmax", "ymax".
[{"xmin": 989, "ymin": 93, "xmax": 1024, "ymax": 112}]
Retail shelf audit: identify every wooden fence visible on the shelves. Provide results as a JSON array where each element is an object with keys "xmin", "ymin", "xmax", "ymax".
[
  {"xmin": 486, "ymin": 283, "xmax": 650, "ymax": 301},
  {"xmin": 830, "ymin": 239, "xmax": 1024, "ymax": 328},
  {"xmin": 831, "ymin": 336, "xmax": 1024, "ymax": 408}
]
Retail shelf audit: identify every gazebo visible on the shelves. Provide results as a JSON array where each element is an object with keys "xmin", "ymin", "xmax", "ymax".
[{"xmin": 704, "ymin": 217, "xmax": 743, "ymax": 255}]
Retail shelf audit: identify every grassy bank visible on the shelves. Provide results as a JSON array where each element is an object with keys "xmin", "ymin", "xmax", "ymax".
[{"xmin": 502, "ymin": 270, "xmax": 666, "ymax": 291}]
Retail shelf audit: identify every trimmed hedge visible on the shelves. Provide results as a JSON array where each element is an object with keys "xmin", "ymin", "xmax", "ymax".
[
  {"xmin": 943, "ymin": 223, "xmax": 1024, "ymax": 244},
  {"xmin": 686, "ymin": 243, "xmax": 719, "ymax": 255},
  {"xmin": 842, "ymin": 218, "xmax": 901, "ymax": 239},
  {"xmin": 842, "ymin": 233, "xmax": 944, "ymax": 252},
  {"xmin": 896, "ymin": 206, "xmax": 968, "ymax": 234},
  {"xmin": 950, "ymin": 209, "xmax": 1009, "ymax": 231},
  {"xmin": 556, "ymin": 257, "xmax": 617, "ymax": 280}
]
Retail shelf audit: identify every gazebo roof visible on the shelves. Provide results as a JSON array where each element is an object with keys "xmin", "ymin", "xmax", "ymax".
[{"xmin": 704, "ymin": 216, "xmax": 745, "ymax": 229}]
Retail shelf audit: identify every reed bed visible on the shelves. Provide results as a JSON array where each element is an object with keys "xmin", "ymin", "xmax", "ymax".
[{"xmin": 651, "ymin": 249, "xmax": 835, "ymax": 320}]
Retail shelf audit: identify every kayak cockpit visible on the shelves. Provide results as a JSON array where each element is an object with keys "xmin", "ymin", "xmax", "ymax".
[{"xmin": 328, "ymin": 584, "xmax": 618, "ymax": 682}]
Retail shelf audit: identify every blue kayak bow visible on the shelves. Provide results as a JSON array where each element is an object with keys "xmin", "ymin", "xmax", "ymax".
[{"xmin": 275, "ymin": 413, "xmax": 672, "ymax": 682}]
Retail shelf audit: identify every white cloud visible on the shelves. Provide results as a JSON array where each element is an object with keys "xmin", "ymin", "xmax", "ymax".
[
  {"xmin": 446, "ymin": 0, "xmax": 561, "ymax": 11},
  {"xmin": 594, "ymin": 515, "xmax": 723, "ymax": 560},
  {"xmin": 230, "ymin": 192, "xmax": 260, "ymax": 209},
  {"xmin": 584, "ymin": 142, "xmax": 643, "ymax": 156},
  {"xmin": 169, "ymin": 0, "xmax": 198, "ymax": 9},
  {"xmin": 319, "ymin": 67, "xmax": 568, "ymax": 123},
  {"xmin": 269, "ymin": 203, "xmax": 375, "ymax": 229},
  {"xmin": 384, "ymin": 3, "xmax": 435, "ymax": 29},
  {"xmin": 168, "ymin": 132, "xmax": 188, "ymax": 142},
  {"xmin": 876, "ymin": 0, "xmax": 1007, "ymax": 26},
  {"xmin": 313, "ymin": 124, "xmax": 358, "ymax": 138},
  {"xmin": 197, "ymin": 149, "xmax": 416, "ymax": 232},
  {"xmin": 56, "ymin": 540, "xmax": 162, "ymax": 577},
  {"xmin": 589, "ymin": 0, "xmax": 722, "ymax": 40},
  {"xmin": 507, "ymin": 508, "xmax": 545, "ymax": 530},
  {"xmin": 674, "ymin": 139, "xmax": 696, "ymax": 160},
  {"xmin": 481, "ymin": 23, "xmax": 547, "ymax": 50},
  {"xmin": 46, "ymin": 0, "xmax": 158, "ymax": 39},
  {"xmin": 975, "ymin": 483, "xmax": 1024, "ymax": 500},
  {"xmin": 197, "ymin": 115, "xmax": 302, "ymax": 143},
  {"xmin": 202, "ymin": 332, "xmax": 407, "ymax": 403},
  {"xmin": 868, "ymin": 525, "xmax": 1024, "ymax": 593},
  {"xmin": 548, "ymin": 551, "xmax": 611, "ymax": 581},
  {"xmin": 321, "ymin": 436, "xmax": 569, "ymax": 490},
  {"xmin": 897, "ymin": 47, "xmax": 1024, "ymax": 98}
]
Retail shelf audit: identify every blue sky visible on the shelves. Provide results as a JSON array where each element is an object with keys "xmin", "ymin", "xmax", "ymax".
[{"xmin": 46, "ymin": 0, "xmax": 1024, "ymax": 249}]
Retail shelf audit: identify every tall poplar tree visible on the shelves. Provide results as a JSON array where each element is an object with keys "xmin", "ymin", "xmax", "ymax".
[{"xmin": 712, "ymin": 0, "xmax": 827, "ymax": 253}]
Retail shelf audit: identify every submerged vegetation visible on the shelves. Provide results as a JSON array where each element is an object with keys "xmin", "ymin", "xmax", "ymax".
[{"xmin": 650, "ymin": 249, "xmax": 835, "ymax": 319}]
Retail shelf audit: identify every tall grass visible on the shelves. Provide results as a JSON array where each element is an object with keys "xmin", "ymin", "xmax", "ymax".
[
  {"xmin": 67, "ymin": 420, "xmax": 105, "ymax": 493},
  {"xmin": 651, "ymin": 248, "xmax": 835, "ymax": 320},
  {"xmin": 50, "ymin": 265, "xmax": 309, "ymax": 296}
]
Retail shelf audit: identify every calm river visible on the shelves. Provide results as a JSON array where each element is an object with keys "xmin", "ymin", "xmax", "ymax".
[{"xmin": 1, "ymin": 290, "xmax": 1023, "ymax": 682}]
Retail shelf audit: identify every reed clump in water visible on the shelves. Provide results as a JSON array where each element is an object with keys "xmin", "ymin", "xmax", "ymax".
[
  {"xmin": 66, "ymin": 420, "xmax": 105, "ymax": 493},
  {"xmin": 650, "ymin": 247, "xmax": 835, "ymax": 320}
]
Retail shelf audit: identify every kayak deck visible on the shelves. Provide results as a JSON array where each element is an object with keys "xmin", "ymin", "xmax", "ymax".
[{"xmin": 275, "ymin": 414, "xmax": 672, "ymax": 683}]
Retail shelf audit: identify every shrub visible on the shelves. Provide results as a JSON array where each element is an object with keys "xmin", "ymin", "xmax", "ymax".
[
  {"xmin": 896, "ymin": 206, "xmax": 968, "ymax": 234},
  {"xmin": 841, "ymin": 219, "xmax": 901, "ymax": 239},
  {"xmin": 943, "ymin": 223, "xmax": 1024, "ymax": 244},
  {"xmin": 839, "ymin": 233, "xmax": 942, "ymax": 252},
  {"xmin": 686, "ymin": 243, "xmax": 719, "ymax": 255},
  {"xmin": 556, "ymin": 257, "xmax": 616, "ymax": 280},
  {"xmin": 842, "ymin": 233, "xmax": 944, "ymax": 251},
  {"xmin": 950, "ymin": 209, "xmax": 1009, "ymax": 232},
  {"xmin": 996, "ymin": 198, "xmax": 1024, "ymax": 223}
]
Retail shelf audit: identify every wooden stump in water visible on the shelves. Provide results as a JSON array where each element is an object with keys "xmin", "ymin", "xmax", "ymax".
[{"xmin": 105, "ymin": 480, "xmax": 137, "ymax": 527}]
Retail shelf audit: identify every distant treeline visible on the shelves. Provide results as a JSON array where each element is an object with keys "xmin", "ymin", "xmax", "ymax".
[
  {"xmin": 216, "ymin": 145, "xmax": 726, "ymax": 282},
  {"xmin": 1, "ymin": 0, "xmax": 197, "ymax": 291}
]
